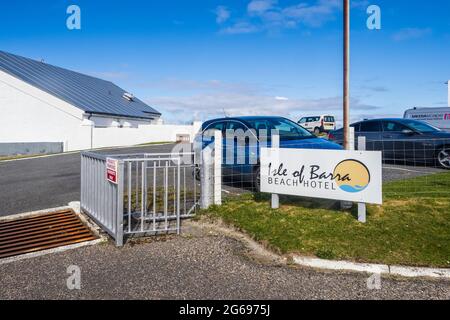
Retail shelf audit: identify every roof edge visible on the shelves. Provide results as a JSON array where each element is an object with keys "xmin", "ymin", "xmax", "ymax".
[{"xmin": 85, "ymin": 111, "xmax": 160, "ymax": 121}]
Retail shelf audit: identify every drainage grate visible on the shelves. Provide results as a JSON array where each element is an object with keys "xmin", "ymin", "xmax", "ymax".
[{"xmin": 0, "ymin": 210, "xmax": 97, "ymax": 259}]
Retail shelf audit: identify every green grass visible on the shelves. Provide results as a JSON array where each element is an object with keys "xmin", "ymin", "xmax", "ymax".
[
  {"xmin": 137, "ymin": 141, "xmax": 173, "ymax": 146},
  {"xmin": 0, "ymin": 154, "xmax": 47, "ymax": 161},
  {"xmin": 202, "ymin": 172, "xmax": 450, "ymax": 268},
  {"xmin": 124, "ymin": 187, "xmax": 197, "ymax": 213},
  {"xmin": 0, "ymin": 142, "xmax": 174, "ymax": 162},
  {"xmin": 384, "ymin": 171, "xmax": 450, "ymax": 199}
]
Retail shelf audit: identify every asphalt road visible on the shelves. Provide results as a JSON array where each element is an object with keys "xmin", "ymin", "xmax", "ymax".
[
  {"xmin": 0, "ymin": 147, "xmax": 448, "ymax": 300},
  {"xmin": 0, "ymin": 144, "xmax": 177, "ymax": 216},
  {"xmin": 0, "ymin": 144, "xmax": 446, "ymax": 217}
]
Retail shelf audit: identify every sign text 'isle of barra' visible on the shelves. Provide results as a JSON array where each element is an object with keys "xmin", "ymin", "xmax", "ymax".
[{"xmin": 260, "ymin": 148, "xmax": 383, "ymax": 205}]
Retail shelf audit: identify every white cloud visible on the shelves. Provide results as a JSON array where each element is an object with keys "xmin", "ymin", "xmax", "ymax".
[
  {"xmin": 281, "ymin": 0, "xmax": 341, "ymax": 28},
  {"xmin": 146, "ymin": 91, "xmax": 380, "ymax": 122},
  {"xmin": 220, "ymin": 22, "xmax": 260, "ymax": 35},
  {"xmin": 215, "ymin": 6, "xmax": 231, "ymax": 24},
  {"xmin": 360, "ymin": 85, "xmax": 389, "ymax": 93},
  {"xmin": 351, "ymin": 0, "xmax": 370, "ymax": 9},
  {"xmin": 248, "ymin": 0, "xmax": 277, "ymax": 15},
  {"xmin": 142, "ymin": 78, "xmax": 260, "ymax": 94},
  {"xmin": 392, "ymin": 28, "xmax": 432, "ymax": 41},
  {"xmin": 217, "ymin": 0, "xmax": 343, "ymax": 34}
]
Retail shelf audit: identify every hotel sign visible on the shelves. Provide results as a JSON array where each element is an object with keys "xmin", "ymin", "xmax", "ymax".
[{"xmin": 260, "ymin": 148, "xmax": 382, "ymax": 205}]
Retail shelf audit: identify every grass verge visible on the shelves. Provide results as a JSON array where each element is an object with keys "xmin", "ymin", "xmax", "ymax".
[
  {"xmin": 137, "ymin": 141, "xmax": 173, "ymax": 146},
  {"xmin": 201, "ymin": 172, "xmax": 450, "ymax": 268},
  {"xmin": 0, "ymin": 142, "xmax": 174, "ymax": 162},
  {"xmin": 0, "ymin": 154, "xmax": 47, "ymax": 161}
]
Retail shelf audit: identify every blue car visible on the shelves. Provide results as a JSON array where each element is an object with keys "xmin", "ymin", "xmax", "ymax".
[{"xmin": 195, "ymin": 116, "xmax": 343, "ymax": 190}]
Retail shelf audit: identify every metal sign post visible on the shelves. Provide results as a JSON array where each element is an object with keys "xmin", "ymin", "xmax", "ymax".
[
  {"xmin": 343, "ymin": 0, "xmax": 351, "ymax": 150},
  {"xmin": 271, "ymin": 133, "xmax": 280, "ymax": 209},
  {"xmin": 214, "ymin": 130, "xmax": 222, "ymax": 206},
  {"xmin": 357, "ymin": 136, "xmax": 367, "ymax": 223},
  {"xmin": 340, "ymin": 126, "xmax": 355, "ymax": 210},
  {"xmin": 200, "ymin": 146, "xmax": 214, "ymax": 210}
]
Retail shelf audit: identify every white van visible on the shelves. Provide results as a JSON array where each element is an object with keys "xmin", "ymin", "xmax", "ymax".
[
  {"xmin": 298, "ymin": 115, "xmax": 336, "ymax": 134},
  {"xmin": 403, "ymin": 107, "xmax": 450, "ymax": 132}
]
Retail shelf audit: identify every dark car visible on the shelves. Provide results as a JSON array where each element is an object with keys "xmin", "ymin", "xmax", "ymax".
[
  {"xmin": 195, "ymin": 116, "xmax": 343, "ymax": 190},
  {"xmin": 328, "ymin": 118, "xmax": 450, "ymax": 169}
]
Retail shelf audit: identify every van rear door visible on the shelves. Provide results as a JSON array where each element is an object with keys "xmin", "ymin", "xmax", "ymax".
[{"xmin": 323, "ymin": 116, "xmax": 336, "ymax": 131}]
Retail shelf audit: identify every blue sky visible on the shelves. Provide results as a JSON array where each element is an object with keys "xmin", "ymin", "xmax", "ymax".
[{"xmin": 1, "ymin": 0, "xmax": 449, "ymax": 125}]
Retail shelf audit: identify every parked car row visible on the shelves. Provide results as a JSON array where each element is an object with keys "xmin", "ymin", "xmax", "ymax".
[
  {"xmin": 297, "ymin": 115, "xmax": 336, "ymax": 135},
  {"xmin": 328, "ymin": 118, "xmax": 450, "ymax": 169},
  {"xmin": 195, "ymin": 116, "xmax": 342, "ymax": 190},
  {"xmin": 194, "ymin": 116, "xmax": 450, "ymax": 190}
]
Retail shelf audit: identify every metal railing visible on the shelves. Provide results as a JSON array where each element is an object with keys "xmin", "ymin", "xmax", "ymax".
[
  {"xmin": 81, "ymin": 151, "xmax": 201, "ymax": 246},
  {"xmin": 81, "ymin": 152, "xmax": 122, "ymax": 243}
]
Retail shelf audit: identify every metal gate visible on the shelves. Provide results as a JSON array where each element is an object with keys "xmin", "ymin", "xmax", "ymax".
[{"xmin": 81, "ymin": 151, "xmax": 200, "ymax": 246}]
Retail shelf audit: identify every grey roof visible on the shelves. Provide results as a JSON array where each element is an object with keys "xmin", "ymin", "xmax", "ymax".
[{"xmin": 0, "ymin": 51, "xmax": 161, "ymax": 120}]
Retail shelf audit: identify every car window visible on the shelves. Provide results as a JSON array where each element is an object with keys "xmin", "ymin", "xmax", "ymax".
[
  {"xmin": 205, "ymin": 121, "xmax": 225, "ymax": 133},
  {"xmin": 359, "ymin": 121, "xmax": 381, "ymax": 132},
  {"xmin": 275, "ymin": 121, "xmax": 297, "ymax": 134},
  {"xmin": 324, "ymin": 116, "xmax": 335, "ymax": 122},
  {"xmin": 246, "ymin": 118, "xmax": 312, "ymax": 140},
  {"xmin": 211, "ymin": 122, "xmax": 225, "ymax": 131},
  {"xmin": 227, "ymin": 121, "xmax": 247, "ymax": 131},
  {"xmin": 246, "ymin": 120, "xmax": 268, "ymax": 132},
  {"xmin": 401, "ymin": 120, "xmax": 440, "ymax": 133},
  {"xmin": 383, "ymin": 121, "xmax": 408, "ymax": 132},
  {"xmin": 299, "ymin": 118, "xmax": 306, "ymax": 123}
]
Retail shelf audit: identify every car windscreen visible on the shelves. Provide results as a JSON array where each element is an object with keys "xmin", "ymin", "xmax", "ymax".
[
  {"xmin": 402, "ymin": 120, "xmax": 441, "ymax": 133},
  {"xmin": 246, "ymin": 118, "xmax": 314, "ymax": 140}
]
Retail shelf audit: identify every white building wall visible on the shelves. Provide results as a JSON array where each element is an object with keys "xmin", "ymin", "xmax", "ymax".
[
  {"xmin": 0, "ymin": 70, "xmax": 91, "ymax": 151},
  {"xmin": 91, "ymin": 122, "xmax": 201, "ymax": 149},
  {"xmin": 86, "ymin": 115, "xmax": 153, "ymax": 128},
  {"xmin": 0, "ymin": 70, "xmax": 201, "ymax": 153}
]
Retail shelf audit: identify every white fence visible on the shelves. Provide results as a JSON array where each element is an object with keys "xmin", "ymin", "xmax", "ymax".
[{"xmin": 89, "ymin": 123, "xmax": 201, "ymax": 150}]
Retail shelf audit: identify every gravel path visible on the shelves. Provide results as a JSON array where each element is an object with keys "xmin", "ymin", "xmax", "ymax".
[{"xmin": 0, "ymin": 222, "xmax": 448, "ymax": 300}]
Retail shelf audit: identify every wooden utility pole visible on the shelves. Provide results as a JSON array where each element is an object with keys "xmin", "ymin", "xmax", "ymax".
[{"xmin": 343, "ymin": 0, "xmax": 350, "ymax": 150}]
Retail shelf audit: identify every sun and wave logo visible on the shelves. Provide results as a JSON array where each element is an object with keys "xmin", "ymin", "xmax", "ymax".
[{"xmin": 333, "ymin": 160, "xmax": 371, "ymax": 193}]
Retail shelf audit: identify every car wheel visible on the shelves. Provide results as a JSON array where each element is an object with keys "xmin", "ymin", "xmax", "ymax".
[
  {"xmin": 314, "ymin": 127, "xmax": 321, "ymax": 135},
  {"xmin": 437, "ymin": 147, "xmax": 450, "ymax": 169},
  {"xmin": 253, "ymin": 166, "xmax": 261, "ymax": 192}
]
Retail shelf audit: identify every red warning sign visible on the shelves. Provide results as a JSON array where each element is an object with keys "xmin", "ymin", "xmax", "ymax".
[{"xmin": 106, "ymin": 158, "xmax": 119, "ymax": 184}]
